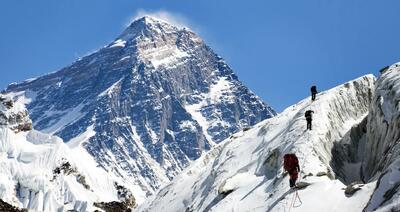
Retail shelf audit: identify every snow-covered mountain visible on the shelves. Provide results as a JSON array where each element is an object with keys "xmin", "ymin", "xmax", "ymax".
[
  {"xmin": 0, "ymin": 94, "xmax": 136, "ymax": 211},
  {"xmin": 3, "ymin": 16, "xmax": 275, "ymax": 201},
  {"xmin": 138, "ymin": 63, "xmax": 400, "ymax": 212}
]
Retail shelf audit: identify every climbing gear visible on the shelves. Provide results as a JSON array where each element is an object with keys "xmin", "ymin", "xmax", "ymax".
[
  {"xmin": 305, "ymin": 110, "xmax": 313, "ymax": 119},
  {"xmin": 286, "ymin": 188, "xmax": 303, "ymax": 212},
  {"xmin": 310, "ymin": 86, "xmax": 317, "ymax": 93}
]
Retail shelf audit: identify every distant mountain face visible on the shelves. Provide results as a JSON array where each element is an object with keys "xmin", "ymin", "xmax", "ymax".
[{"xmin": 4, "ymin": 16, "xmax": 275, "ymax": 197}]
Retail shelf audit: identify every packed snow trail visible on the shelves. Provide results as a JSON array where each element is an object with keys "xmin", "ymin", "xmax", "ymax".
[{"xmin": 138, "ymin": 75, "xmax": 376, "ymax": 212}]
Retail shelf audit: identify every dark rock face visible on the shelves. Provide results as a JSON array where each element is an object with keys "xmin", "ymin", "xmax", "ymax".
[
  {"xmin": 51, "ymin": 160, "xmax": 91, "ymax": 190},
  {"xmin": 93, "ymin": 183, "xmax": 136, "ymax": 212},
  {"xmin": 344, "ymin": 182, "xmax": 364, "ymax": 197},
  {"xmin": 4, "ymin": 17, "xmax": 275, "ymax": 194},
  {"xmin": 114, "ymin": 182, "xmax": 136, "ymax": 209},
  {"xmin": 0, "ymin": 199, "xmax": 27, "ymax": 212},
  {"xmin": 94, "ymin": 201, "xmax": 132, "ymax": 212}
]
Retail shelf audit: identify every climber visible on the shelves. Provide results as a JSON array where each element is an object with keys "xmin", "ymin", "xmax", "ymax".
[
  {"xmin": 310, "ymin": 85, "xmax": 318, "ymax": 101},
  {"xmin": 305, "ymin": 110, "xmax": 314, "ymax": 130},
  {"xmin": 283, "ymin": 154, "xmax": 300, "ymax": 188}
]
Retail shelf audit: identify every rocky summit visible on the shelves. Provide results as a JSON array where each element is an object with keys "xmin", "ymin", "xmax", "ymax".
[{"xmin": 4, "ymin": 16, "xmax": 275, "ymax": 198}]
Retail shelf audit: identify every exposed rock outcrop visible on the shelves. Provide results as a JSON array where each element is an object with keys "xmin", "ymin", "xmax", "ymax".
[
  {"xmin": 52, "ymin": 160, "xmax": 91, "ymax": 190},
  {"xmin": 94, "ymin": 201, "xmax": 132, "ymax": 212},
  {"xmin": 114, "ymin": 182, "xmax": 137, "ymax": 209},
  {"xmin": 0, "ymin": 199, "xmax": 27, "ymax": 212},
  {"xmin": 0, "ymin": 95, "xmax": 32, "ymax": 132}
]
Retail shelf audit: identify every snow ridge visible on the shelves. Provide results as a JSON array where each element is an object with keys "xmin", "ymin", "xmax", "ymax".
[{"xmin": 138, "ymin": 75, "xmax": 377, "ymax": 212}]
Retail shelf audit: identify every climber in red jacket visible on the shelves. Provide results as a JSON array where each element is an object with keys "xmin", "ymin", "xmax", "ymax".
[{"xmin": 283, "ymin": 153, "xmax": 301, "ymax": 188}]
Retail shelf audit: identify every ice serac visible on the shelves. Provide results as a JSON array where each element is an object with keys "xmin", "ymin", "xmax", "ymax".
[
  {"xmin": 0, "ymin": 95, "xmax": 136, "ymax": 211},
  {"xmin": 138, "ymin": 75, "xmax": 377, "ymax": 212},
  {"xmin": 4, "ymin": 16, "xmax": 275, "ymax": 199},
  {"xmin": 362, "ymin": 64, "xmax": 400, "ymax": 211}
]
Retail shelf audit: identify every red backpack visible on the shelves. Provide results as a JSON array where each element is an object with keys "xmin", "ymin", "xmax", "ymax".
[{"xmin": 284, "ymin": 154, "xmax": 299, "ymax": 171}]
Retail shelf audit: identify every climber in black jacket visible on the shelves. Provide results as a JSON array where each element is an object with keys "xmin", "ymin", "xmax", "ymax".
[
  {"xmin": 310, "ymin": 85, "xmax": 318, "ymax": 101},
  {"xmin": 305, "ymin": 110, "xmax": 314, "ymax": 130}
]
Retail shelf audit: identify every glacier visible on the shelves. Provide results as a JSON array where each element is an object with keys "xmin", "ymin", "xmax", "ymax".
[{"xmin": 0, "ymin": 95, "xmax": 136, "ymax": 211}]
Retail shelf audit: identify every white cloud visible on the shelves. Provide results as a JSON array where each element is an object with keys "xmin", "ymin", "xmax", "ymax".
[{"xmin": 127, "ymin": 9, "xmax": 193, "ymax": 30}]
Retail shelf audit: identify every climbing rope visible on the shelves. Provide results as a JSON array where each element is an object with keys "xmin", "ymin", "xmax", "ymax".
[
  {"xmin": 287, "ymin": 192, "xmax": 296, "ymax": 212},
  {"xmin": 287, "ymin": 188, "xmax": 302, "ymax": 212},
  {"xmin": 299, "ymin": 130, "xmax": 311, "ymax": 179},
  {"xmin": 285, "ymin": 95, "xmax": 316, "ymax": 212},
  {"xmin": 300, "ymin": 97, "xmax": 315, "ymax": 178},
  {"xmin": 293, "ymin": 190, "xmax": 302, "ymax": 208},
  {"xmin": 286, "ymin": 99, "xmax": 314, "ymax": 212}
]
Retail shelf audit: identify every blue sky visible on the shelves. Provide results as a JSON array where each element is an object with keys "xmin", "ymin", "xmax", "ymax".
[{"xmin": 1, "ymin": 0, "xmax": 399, "ymax": 111}]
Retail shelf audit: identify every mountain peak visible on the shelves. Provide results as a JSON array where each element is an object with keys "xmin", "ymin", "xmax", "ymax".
[
  {"xmin": 119, "ymin": 16, "xmax": 185, "ymax": 41},
  {"xmin": 112, "ymin": 16, "xmax": 202, "ymax": 69},
  {"xmin": 134, "ymin": 15, "xmax": 190, "ymax": 31},
  {"xmin": 137, "ymin": 15, "xmax": 167, "ymax": 25},
  {"xmin": 130, "ymin": 16, "xmax": 168, "ymax": 28}
]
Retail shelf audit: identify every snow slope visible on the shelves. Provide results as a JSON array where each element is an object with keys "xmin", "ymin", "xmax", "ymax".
[
  {"xmin": 0, "ymin": 96, "xmax": 138, "ymax": 211},
  {"xmin": 138, "ymin": 75, "xmax": 377, "ymax": 212}
]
